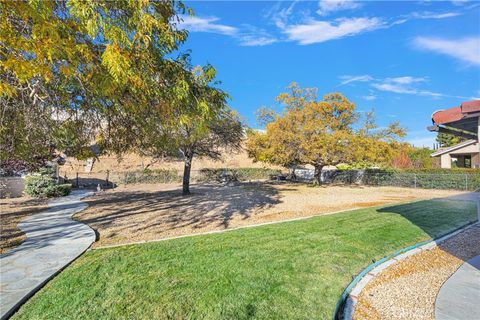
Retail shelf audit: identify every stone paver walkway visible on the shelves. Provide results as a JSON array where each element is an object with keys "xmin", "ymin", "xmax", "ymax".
[
  {"xmin": 0, "ymin": 190, "xmax": 95, "ymax": 320},
  {"xmin": 435, "ymin": 255, "xmax": 480, "ymax": 320}
]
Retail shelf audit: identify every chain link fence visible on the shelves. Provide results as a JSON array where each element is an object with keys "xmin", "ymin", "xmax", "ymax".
[
  {"xmin": 60, "ymin": 168, "xmax": 283, "ymax": 188},
  {"xmin": 61, "ymin": 168, "xmax": 480, "ymax": 191},
  {"xmin": 322, "ymin": 170, "xmax": 480, "ymax": 191}
]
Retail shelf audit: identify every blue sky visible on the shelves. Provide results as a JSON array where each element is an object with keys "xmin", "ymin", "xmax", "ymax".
[{"xmin": 178, "ymin": 0, "xmax": 480, "ymax": 147}]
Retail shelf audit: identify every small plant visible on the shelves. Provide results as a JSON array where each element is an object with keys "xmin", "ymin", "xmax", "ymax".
[
  {"xmin": 24, "ymin": 168, "xmax": 71, "ymax": 198},
  {"xmin": 121, "ymin": 169, "xmax": 181, "ymax": 184},
  {"xmin": 198, "ymin": 168, "xmax": 282, "ymax": 182}
]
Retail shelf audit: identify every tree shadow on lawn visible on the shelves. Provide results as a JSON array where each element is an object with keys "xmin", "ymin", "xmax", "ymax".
[
  {"xmin": 377, "ymin": 197, "xmax": 479, "ymax": 269},
  {"xmin": 78, "ymin": 182, "xmax": 289, "ymax": 242}
]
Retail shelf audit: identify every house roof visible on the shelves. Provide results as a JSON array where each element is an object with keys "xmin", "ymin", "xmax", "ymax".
[
  {"xmin": 432, "ymin": 100, "xmax": 480, "ymax": 125},
  {"xmin": 431, "ymin": 100, "xmax": 480, "ymax": 132},
  {"xmin": 431, "ymin": 139, "xmax": 477, "ymax": 157}
]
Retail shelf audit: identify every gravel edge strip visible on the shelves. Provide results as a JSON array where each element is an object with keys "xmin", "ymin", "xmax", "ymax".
[{"xmin": 339, "ymin": 221, "xmax": 480, "ymax": 320}]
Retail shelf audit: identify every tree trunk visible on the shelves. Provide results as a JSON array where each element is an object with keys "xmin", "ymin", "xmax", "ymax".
[
  {"xmin": 182, "ymin": 152, "xmax": 193, "ymax": 195},
  {"xmin": 289, "ymin": 165, "xmax": 297, "ymax": 181},
  {"xmin": 313, "ymin": 164, "xmax": 323, "ymax": 185}
]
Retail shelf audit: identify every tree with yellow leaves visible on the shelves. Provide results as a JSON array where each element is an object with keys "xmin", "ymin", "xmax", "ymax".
[
  {"xmin": 247, "ymin": 83, "xmax": 406, "ymax": 184},
  {"xmin": 1, "ymin": 0, "xmax": 190, "ymax": 172}
]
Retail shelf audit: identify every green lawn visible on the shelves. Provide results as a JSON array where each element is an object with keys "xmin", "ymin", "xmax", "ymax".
[{"xmin": 14, "ymin": 199, "xmax": 477, "ymax": 320}]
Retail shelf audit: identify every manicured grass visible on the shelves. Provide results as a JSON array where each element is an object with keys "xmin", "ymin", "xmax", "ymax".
[{"xmin": 14, "ymin": 199, "xmax": 476, "ymax": 319}]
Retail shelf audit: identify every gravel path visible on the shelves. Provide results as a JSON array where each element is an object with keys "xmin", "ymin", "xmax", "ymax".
[{"xmin": 353, "ymin": 224, "xmax": 480, "ymax": 320}]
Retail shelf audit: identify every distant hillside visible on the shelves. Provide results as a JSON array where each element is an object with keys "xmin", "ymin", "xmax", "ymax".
[{"xmin": 59, "ymin": 147, "xmax": 280, "ymax": 177}]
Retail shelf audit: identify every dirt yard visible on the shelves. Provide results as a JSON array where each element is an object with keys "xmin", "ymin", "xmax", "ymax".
[
  {"xmin": 0, "ymin": 197, "xmax": 47, "ymax": 254},
  {"xmin": 75, "ymin": 182, "xmax": 463, "ymax": 248}
]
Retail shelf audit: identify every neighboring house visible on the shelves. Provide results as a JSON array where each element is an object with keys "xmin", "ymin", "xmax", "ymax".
[
  {"xmin": 428, "ymin": 100, "xmax": 480, "ymax": 169},
  {"xmin": 431, "ymin": 140, "xmax": 479, "ymax": 168}
]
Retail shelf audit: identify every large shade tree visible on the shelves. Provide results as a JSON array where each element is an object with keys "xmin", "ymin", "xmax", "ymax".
[
  {"xmin": 1, "ymin": 0, "xmax": 190, "ymax": 173},
  {"xmin": 116, "ymin": 64, "xmax": 243, "ymax": 195},
  {"xmin": 247, "ymin": 83, "xmax": 406, "ymax": 184}
]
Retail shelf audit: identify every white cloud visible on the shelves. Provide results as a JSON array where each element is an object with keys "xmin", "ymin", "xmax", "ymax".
[
  {"xmin": 237, "ymin": 25, "xmax": 278, "ymax": 47},
  {"xmin": 362, "ymin": 94, "xmax": 377, "ymax": 101},
  {"xmin": 371, "ymin": 83, "xmax": 442, "ymax": 97},
  {"xmin": 317, "ymin": 0, "xmax": 361, "ymax": 16},
  {"xmin": 179, "ymin": 16, "xmax": 237, "ymax": 35},
  {"xmin": 371, "ymin": 83, "xmax": 416, "ymax": 94},
  {"xmin": 339, "ymin": 75, "xmax": 374, "ymax": 85},
  {"xmin": 371, "ymin": 77, "xmax": 441, "ymax": 97},
  {"xmin": 410, "ymin": 11, "xmax": 461, "ymax": 19},
  {"xmin": 283, "ymin": 17, "xmax": 383, "ymax": 45},
  {"xmin": 340, "ymin": 74, "xmax": 468, "ymax": 99},
  {"xmin": 269, "ymin": 0, "xmax": 300, "ymax": 29},
  {"xmin": 413, "ymin": 36, "xmax": 480, "ymax": 66},
  {"xmin": 179, "ymin": 16, "xmax": 277, "ymax": 47},
  {"xmin": 266, "ymin": 1, "xmax": 468, "ymax": 46},
  {"xmin": 239, "ymin": 35, "xmax": 277, "ymax": 46},
  {"xmin": 385, "ymin": 76, "xmax": 427, "ymax": 85}
]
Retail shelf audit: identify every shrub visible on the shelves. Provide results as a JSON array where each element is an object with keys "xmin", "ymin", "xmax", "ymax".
[
  {"xmin": 330, "ymin": 168, "xmax": 480, "ymax": 191},
  {"xmin": 24, "ymin": 171, "xmax": 72, "ymax": 197},
  {"xmin": 121, "ymin": 169, "xmax": 181, "ymax": 184},
  {"xmin": 198, "ymin": 168, "xmax": 282, "ymax": 182}
]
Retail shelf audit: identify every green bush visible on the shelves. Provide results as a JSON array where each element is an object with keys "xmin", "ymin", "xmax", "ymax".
[
  {"xmin": 24, "ymin": 171, "xmax": 72, "ymax": 198},
  {"xmin": 121, "ymin": 169, "xmax": 181, "ymax": 184},
  {"xmin": 198, "ymin": 168, "xmax": 282, "ymax": 182},
  {"xmin": 330, "ymin": 168, "xmax": 480, "ymax": 191}
]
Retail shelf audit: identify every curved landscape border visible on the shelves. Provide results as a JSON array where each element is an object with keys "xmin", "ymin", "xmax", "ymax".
[
  {"xmin": 0, "ymin": 190, "xmax": 96, "ymax": 320},
  {"xmin": 333, "ymin": 220, "xmax": 480, "ymax": 320}
]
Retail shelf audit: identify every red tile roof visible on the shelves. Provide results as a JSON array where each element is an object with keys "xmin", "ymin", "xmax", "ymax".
[
  {"xmin": 461, "ymin": 100, "xmax": 480, "ymax": 113},
  {"xmin": 432, "ymin": 100, "xmax": 480, "ymax": 125}
]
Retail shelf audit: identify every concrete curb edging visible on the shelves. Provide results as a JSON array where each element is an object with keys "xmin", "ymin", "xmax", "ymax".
[{"xmin": 336, "ymin": 221, "xmax": 480, "ymax": 320}]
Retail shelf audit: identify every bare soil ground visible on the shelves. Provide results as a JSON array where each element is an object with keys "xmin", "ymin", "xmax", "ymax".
[
  {"xmin": 0, "ymin": 197, "xmax": 47, "ymax": 254},
  {"xmin": 75, "ymin": 182, "xmax": 463, "ymax": 248},
  {"xmin": 60, "ymin": 147, "xmax": 282, "ymax": 177}
]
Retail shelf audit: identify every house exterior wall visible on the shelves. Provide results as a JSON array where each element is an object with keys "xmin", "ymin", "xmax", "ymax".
[
  {"xmin": 440, "ymin": 154, "xmax": 452, "ymax": 169},
  {"xmin": 434, "ymin": 141, "xmax": 480, "ymax": 168},
  {"xmin": 450, "ymin": 143, "xmax": 480, "ymax": 155},
  {"xmin": 472, "ymin": 153, "xmax": 480, "ymax": 168}
]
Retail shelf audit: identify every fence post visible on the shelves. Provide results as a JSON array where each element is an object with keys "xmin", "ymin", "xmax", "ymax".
[
  {"xmin": 76, "ymin": 172, "xmax": 79, "ymax": 188},
  {"xmin": 414, "ymin": 174, "xmax": 417, "ymax": 189},
  {"xmin": 465, "ymin": 174, "xmax": 468, "ymax": 191}
]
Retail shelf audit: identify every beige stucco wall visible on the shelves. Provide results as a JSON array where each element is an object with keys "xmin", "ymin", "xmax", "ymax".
[
  {"xmin": 472, "ymin": 153, "xmax": 480, "ymax": 168},
  {"xmin": 450, "ymin": 143, "xmax": 480, "ymax": 155},
  {"xmin": 440, "ymin": 154, "xmax": 452, "ymax": 169}
]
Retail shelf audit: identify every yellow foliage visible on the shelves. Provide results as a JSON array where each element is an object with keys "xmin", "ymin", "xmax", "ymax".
[{"xmin": 246, "ymin": 83, "xmax": 406, "ymax": 181}]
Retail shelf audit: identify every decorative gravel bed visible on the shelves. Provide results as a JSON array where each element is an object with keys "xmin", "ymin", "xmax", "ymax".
[{"xmin": 354, "ymin": 224, "xmax": 480, "ymax": 320}]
